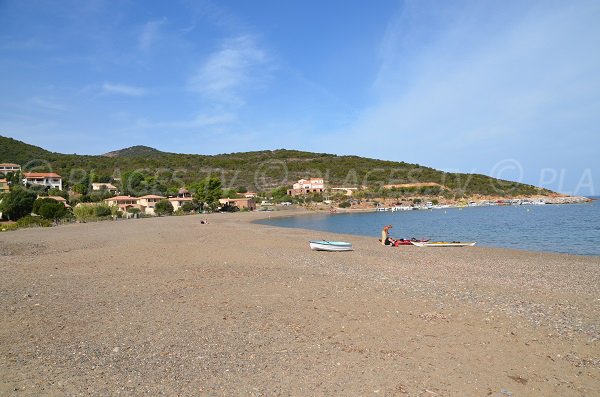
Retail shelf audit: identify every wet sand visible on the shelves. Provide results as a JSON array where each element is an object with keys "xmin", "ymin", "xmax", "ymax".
[{"xmin": 1, "ymin": 210, "xmax": 599, "ymax": 396}]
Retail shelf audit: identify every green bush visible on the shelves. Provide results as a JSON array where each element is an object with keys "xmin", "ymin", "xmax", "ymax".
[
  {"xmin": 0, "ymin": 187, "xmax": 37, "ymax": 220},
  {"xmin": 155, "ymin": 200, "xmax": 174, "ymax": 216},
  {"xmin": 338, "ymin": 201, "xmax": 351, "ymax": 208},
  {"xmin": 16, "ymin": 216, "xmax": 52, "ymax": 228},
  {"xmin": 37, "ymin": 201, "xmax": 67, "ymax": 220},
  {"xmin": 95, "ymin": 205, "xmax": 112, "ymax": 217}
]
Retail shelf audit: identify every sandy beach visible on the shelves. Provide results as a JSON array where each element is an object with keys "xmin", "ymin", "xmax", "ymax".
[{"xmin": 1, "ymin": 210, "xmax": 599, "ymax": 396}]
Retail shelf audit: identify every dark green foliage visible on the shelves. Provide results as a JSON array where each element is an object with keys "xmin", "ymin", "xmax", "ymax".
[
  {"xmin": 338, "ymin": 201, "xmax": 351, "ymax": 208},
  {"xmin": 0, "ymin": 187, "xmax": 37, "ymax": 220},
  {"xmin": 95, "ymin": 206, "xmax": 112, "ymax": 217},
  {"xmin": 0, "ymin": 135, "xmax": 553, "ymax": 197},
  {"xmin": 33, "ymin": 198, "xmax": 58, "ymax": 214},
  {"xmin": 193, "ymin": 177, "xmax": 222, "ymax": 207},
  {"xmin": 181, "ymin": 202, "xmax": 196, "ymax": 213},
  {"xmin": 37, "ymin": 200, "xmax": 67, "ymax": 220},
  {"xmin": 270, "ymin": 186, "xmax": 289, "ymax": 202},
  {"xmin": 155, "ymin": 200, "xmax": 174, "ymax": 216}
]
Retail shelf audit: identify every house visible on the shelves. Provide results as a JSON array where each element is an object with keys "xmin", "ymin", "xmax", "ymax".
[
  {"xmin": 0, "ymin": 178, "xmax": 9, "ymax": 194},
  {"xmin": 91, "ymin": 182, "xmax": 118, "ymax": 193},
  {"xmin": 287, "ymin": 178, "xmax": 325, "ymax": 196},
  {"xmin": 0, "ymin": 163, "xmax": 21, "ymax": 174},
  {"xmin": 40, "ymin": 195, "xmax": 70, "ymax": 208},
  {"xmin": 218, "ymin": 197, "xmax": 256, "ymax": 211},
  {"xmin": 104, "ymin": 195, "xmax": 143, "ymax": 213},
  {"xmin": 176, "ymin": 188, "xmax": 192, "ymax": 198},
  {"xmin": 137, "ymin": 195, "xmax": 165, "ymax": 215},
  {"xmin": 23, "ymin": 172, "xmax": 63, "ymax": 190},
  {"xmin": 244, "ymin": 192, "xmax": 257, "ymax": 198},
  {"xmin": 168, "ymin": 188, "xmax": 194, "ymax": 212}
]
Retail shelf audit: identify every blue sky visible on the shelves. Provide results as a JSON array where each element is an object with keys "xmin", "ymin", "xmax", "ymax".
[{"xmin": 1, "ymin": 0, "xmax": 598, "ymax": 195}]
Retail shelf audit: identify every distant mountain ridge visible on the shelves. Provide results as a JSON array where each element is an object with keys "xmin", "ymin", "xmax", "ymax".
[
  {"xmin": 103, "ymin": 145, "xmax": 166, "ymax": 158},
  {"xmin": 0, "ymin": 135, "xmax": 553, "ymax": 197}
]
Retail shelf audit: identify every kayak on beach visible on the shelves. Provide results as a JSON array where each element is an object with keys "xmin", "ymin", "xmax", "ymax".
[
  {"xmin": 411, "ymin": 241, "xmax": 476, "ymax": 247},
  {"xmin": 309, "ymin": 240, "xmax": 353, "ymax": 251}
]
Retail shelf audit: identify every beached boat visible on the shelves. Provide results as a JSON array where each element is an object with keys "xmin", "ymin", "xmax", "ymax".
[
  {"xmin": 393, "ymin": 238, "xmax": 429, "ymax": 246},
  {"xmin": 309, "ymin": 240, "xmax": 353, "ymax": 251},
  {"xmin": 411, "ymin": 241, "xmax": 476, "ymax": 247}
]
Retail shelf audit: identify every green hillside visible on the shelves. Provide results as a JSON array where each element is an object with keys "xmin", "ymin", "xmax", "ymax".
[{"xmin": 0, "ymin": 135, "xmax": 551, "ymax": 197}]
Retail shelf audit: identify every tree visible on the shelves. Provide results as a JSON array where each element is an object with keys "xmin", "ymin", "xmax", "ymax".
[
  {"xmin": 33, "ymin": 197, "xmax": 59, "ymax": 214},
  {"xmin": 270, "ymin": 186, "xmax": 290, "ymax": 202},
  {"xmin": 95, "ymin": 205, "xmax": 112, "ymax": 217},
  {"xmin": 37, "ymin": 200, "xmax": 67, "ymax": 220},
  {"xmin": 193, "ymin": 177, "xmax": 222, "ymax": 209},
  {"xmin": 0, "ymin": 187, "xmax": 37, "ymax": 220},
  {"xmin": 181, "ymin": 202, "xmax": 195, "ymax": 213},
  {"xmin": 154, "ymin": 199, "xmax": 174, "ymax": 216}
]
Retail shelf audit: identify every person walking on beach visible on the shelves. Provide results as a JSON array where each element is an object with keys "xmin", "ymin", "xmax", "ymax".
[{"xmin": 381, "ymin": 224, "xmax": 392, "ymax": 246}]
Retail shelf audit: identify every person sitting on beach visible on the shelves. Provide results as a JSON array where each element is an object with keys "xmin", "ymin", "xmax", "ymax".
[{"xmin": 381, "ymin": 225, "xmax": 393, "ymax": 246}]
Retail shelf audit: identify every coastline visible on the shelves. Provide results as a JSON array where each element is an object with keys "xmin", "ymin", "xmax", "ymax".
[{"xmin": 1, "ymin": 211, "xmax": 599, "ymax": 396}]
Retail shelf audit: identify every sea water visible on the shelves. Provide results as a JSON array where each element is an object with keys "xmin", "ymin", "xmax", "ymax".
[{"xmin": 257, "ymin": 200, "xmax": 600, "ymax": 256}]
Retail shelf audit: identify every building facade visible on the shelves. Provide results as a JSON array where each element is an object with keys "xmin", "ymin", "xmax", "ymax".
[
  {"xmin": 22, "ymin": 172, "xmax": 63, "ymax": 190},
  {"xmin": 0, "ymin": 163, "xmax": 21, "ymax": 174},
  {"xmin": 0, "ymin": 178, "xmax": 9, "ymax": 193},
  {"xmin": 287, "ymin": 178, "xmax": 325, "ymax": 196},
  {"xmin": 218, "ymin": 197, "xmax": 256, "ymax": 211}
]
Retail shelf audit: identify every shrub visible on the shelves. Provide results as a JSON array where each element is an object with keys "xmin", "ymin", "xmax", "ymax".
[
  {"xmin": 0, "ymin": 187, "xmax": 37, "ymax": 220},
  {"xmin": 181, "ymin": 202, "xmax": 195, "ymax": 213},
  {"xmin": 16, "ymin": 216, "xmax": 52, "ymax": 228},
  {"xmin": 37, "ymin": 201, "xmax": 67, "ymax": 220},
  {"xmin": 155, "ymin": 200, "xmax": 174, "ymax": 216},
  {"xmin": 338, "ymin": 201, "xmax": 351, "ymax": 208},
  {"xmin": 95, "ymin": 205, "xmax": 112, "ymax": 217}
]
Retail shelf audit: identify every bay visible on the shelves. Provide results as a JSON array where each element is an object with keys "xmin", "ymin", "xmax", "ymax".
[{"xmin": 257, "ymin": 200, "xmax": 600, "ymax": 256}]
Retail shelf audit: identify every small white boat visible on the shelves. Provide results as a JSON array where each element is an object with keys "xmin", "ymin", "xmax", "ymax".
[
  {"xmin": 309, "ymin": 240, "xmax": 353, "ymax": 251},
  {"xmin": 411, "ymin": 241, "xmax": 476, "ymax": 247}
]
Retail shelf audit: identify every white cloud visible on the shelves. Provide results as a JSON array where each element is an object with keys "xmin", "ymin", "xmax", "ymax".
[
  {"xmin": 335, "ymin": 0, "xmax": 600, "ymax": 170},
  {"xmin": 189, "ymin": 35, "xmax": 269, "ymax": 106},
  {"xmin": 139, "ymin": 18, "xmax": 168, "ymax": 52},
  {"xmin": 102, "ymin": 82, "xmax": 146, "ymax": 97}
]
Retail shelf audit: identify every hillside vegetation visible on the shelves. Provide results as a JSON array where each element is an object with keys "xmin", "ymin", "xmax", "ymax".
[{"xmin": 0, "ymin": 135, "xmax": 551, "ymax": 197}]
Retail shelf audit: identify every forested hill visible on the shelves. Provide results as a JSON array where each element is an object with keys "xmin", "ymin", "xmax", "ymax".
[{"xmin": 0, "ymin": 135, "xmax": 551, "ymax": 197}]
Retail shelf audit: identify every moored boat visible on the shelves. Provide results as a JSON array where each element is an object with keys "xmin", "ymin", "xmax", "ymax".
[{"xmin": 309, "ymin": 240, "xmax": 353, "ymax": 251}]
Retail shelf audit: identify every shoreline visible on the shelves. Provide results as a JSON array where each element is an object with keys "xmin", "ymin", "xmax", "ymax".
[
  {"xmin": 1, "ymin": 211, "xmax": 599, "ymax": 395},
  {"xmin": 253, "ymin": 205, "xmax": 600, "ymax": 258}
]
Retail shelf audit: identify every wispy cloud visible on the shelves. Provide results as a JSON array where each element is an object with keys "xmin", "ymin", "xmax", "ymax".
[
  {"xmin": 139, "ymin": 18, "xmax": 168, "ymax": 52},
  {"xmin": 132, "ymin": 112, "xmax": 236, "ymax": 129},
  {"xmin": 188, "ymin": 35, "xmax": 269, "ymax": 106},
  {"xmin": 102, "ymin": 82, "xmax": 146, "ymax": 97},
  {"xmin": 30, "ymin": 97, "xmax": 69, "ymax": 112},
  {"xmin": 336, "ymin": 0, "xmax": 600, "ymax": 170}
]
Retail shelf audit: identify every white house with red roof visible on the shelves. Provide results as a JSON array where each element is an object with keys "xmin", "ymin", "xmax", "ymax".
[{"xmin": 23, "ymin": 172, "xmax": 62, "ymax": 190}]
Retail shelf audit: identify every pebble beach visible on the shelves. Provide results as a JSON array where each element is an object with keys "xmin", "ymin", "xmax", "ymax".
[{"xmin": 1, "ymin": 210, "xmax": 599, "ymax": 396}]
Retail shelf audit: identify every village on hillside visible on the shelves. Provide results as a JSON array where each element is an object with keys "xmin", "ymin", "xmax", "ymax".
[{"xmin": 0, "ymin": 162, "xmax": 590, "ymax": 230}]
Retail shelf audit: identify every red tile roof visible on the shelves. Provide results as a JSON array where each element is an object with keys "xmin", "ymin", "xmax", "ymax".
[{"xmin": 23, "ymin": 172, "xmax": 62, "ymax": 178}]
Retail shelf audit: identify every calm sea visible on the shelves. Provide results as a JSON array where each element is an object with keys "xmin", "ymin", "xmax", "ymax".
[{"xmin": 257, "ymin": 199, "xmax": 600, "ymax": 256}]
